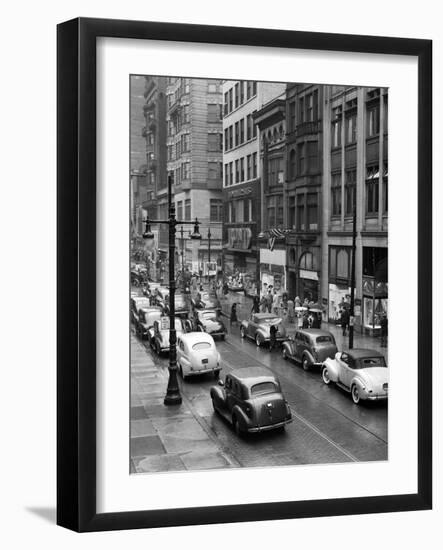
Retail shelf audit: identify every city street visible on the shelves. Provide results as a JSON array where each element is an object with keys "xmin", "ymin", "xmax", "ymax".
[{"xmin": 131, "ymin": 289, "xmax": 387, "ymax": 473}]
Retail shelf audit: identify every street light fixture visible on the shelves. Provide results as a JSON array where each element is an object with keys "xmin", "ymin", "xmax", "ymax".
[{"xmin": 143, "ymin": 184, "xmax": 201, "ymax": 406}]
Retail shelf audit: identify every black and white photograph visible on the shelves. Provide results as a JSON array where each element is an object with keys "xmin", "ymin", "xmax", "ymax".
[{"xmin": 130, "ymin": 76, "xmax": 389, "ymax": 474}]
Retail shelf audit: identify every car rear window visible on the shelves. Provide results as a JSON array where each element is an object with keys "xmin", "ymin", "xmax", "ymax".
[
  {"xmin": 360, "ymin": 357, "xmax": 386, "ymax": 368},
  {"xmin": 316, "ymin": 336, "xmax": 333, "ymax": 343},
  {"xmin": 192, "ymin": 342, "xmax": 212, "ymax": 351},
  {"xmin": 250, "ymin": 382, "xmax": 277, "ymax": 396}
]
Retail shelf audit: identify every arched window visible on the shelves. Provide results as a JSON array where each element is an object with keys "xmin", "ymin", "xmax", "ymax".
[
  {"xmin": 289, "ymin": 149, "xmax": 296, "ymax": 179},
  {"xmin": 273, "ymin": 128, "xmax": 278, "ymax": 141},
  {"xmin": 279, "ymin": 124, "xmax": 284, "ymax": 137},
  {"xmin": 299, "ymin": 251, "xmax": 318, "ymax": 271},
  {"xmin": 267, "ymin": 130, "xmax": 272, "ymax": 142}
]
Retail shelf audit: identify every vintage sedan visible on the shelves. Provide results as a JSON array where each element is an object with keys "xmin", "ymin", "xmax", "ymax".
[
  {"xmin": 150, "ymin": 317, "xmax": 184, "ymax": 354},
  {"xmin": 135, "ymin": 306, "xmax": 162, "ymax": 340},
  {"xmin": 191, "ymin": 291, "xmax": 220, "ymax": 310},
  {"xmin": 162, "ymin": 292, "xmax": 190, "ymax": 319},
  {"xmin": 210, "ymin": 366, "xmax": 292, "ymax": 435},
  {"xmin": 321, "ymin": 348, "xmax": 388, "ymax": 404},
  {"xmin": 130, "ymin": 296, "xmax": 151, "ymax": 324},
  {"xmin": 240, "ymin": 313, "xmax": 287, "ymax": 347},
  {"xmin": 186, "ymin": 308, "xmax": 226, "ymax": 339},
  {"xmin": 282, "ymin": 329, "xmax": 338, "ymax": 371},
  {"xmin": 176, "ymin": 332, "xmax": 221, "ymax": 381},
  {"xmin": 153, "ymin": 287, "xmax": 170, "ymax": 308}
]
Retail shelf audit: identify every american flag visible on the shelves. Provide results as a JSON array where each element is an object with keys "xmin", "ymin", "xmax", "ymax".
[{"xmin": 267, "ymin": 228, "xmax": 290, "ymax": 250}]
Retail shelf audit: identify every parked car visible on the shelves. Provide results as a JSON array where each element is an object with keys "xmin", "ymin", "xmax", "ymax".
[
  {"xmin": 282, "ymin": 329, "xmax": 338, "ymax": 371},
  {"xmin": 210, "ymin": 366, "xmax": 292, "ymax": 435},
  {"xmin": 150, "ymin": 317, "xmax": 184, "ymax": 354},
  {"xmin": 135, "ymin": 306, "xmax": 162, "ymax": 340},
  {"xmin": 321, "ymin": 349, "xmax": 388, "ymax": 404},
  {"xmin": 176, "ymin": 332, "xmax": 221, "ymax": 381},
  {"xmin": 191, "ymin": 291, "xmax": 220, "ymax": 310},
  {"xmin": 130, "ymin": 296, "xmax": 151, "ymax": 324},
  {"xmin": 142, "ymin": 281, "xmax": 162, "ymax": 301},
  {"xmin": 162, "ymin": 293, "xmax": 190, "ymax": 318},
  {"xmin": 240, "ymin": 313, "xmax": 287, "ymax": 347},
  {"xmin": 186, "ymin": 308, "xmax": 226, "ymax": 339}
]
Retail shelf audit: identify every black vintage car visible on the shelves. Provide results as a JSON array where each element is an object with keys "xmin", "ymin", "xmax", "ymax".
[
  {"xmin": 210, "ymin": 366, "xmax": 292, "ymax": 435},
  {"xmin": 281, "ymin": 329, "xmax": 337, "ymax": 371},
  {"xmin": 191, "ymin": 291, "xmax": 220, "ymax": 311},
  {"xmin": 162, "ymin": 293, "xmax": 190, "ymax": 319}
]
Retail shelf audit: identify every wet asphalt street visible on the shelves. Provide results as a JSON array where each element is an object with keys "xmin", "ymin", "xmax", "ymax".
[{"xmin": 140, "ymin": 321, "xmax": 388, "ymax": 468}]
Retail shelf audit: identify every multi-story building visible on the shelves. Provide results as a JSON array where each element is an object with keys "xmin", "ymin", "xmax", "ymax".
[
  {"xmin": 253, "ymin": 96, "xmax": 287, "ymax": 294},
  {"xmin": 222, "ymin": 80, "xmax": 286, "ymax": 294},
  {"xmin": 166, "ymin": 77, "xmax": 224, "ymax": 275},
  {"xmin": 321, "ymin": 86, "xmax": 388, "ymax": 333},
  {"xmin": 284, "ymin": 84, "xmax": 324, "ymax": 302}
]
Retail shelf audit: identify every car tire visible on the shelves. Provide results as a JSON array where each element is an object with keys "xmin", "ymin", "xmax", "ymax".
[
  {"xmin": 255, "ymin": 334, "xmax": 261, "ymax": 347},
  {"xmin": 179, "ymin": 365, "xmax": 187, "ymax": 382},
  {"xmin": 351, "ymin": 384, "xmax": 360, "ymax": 404},
  {"xmin": 233, "ymin": 416, "xmax": 243, "ymax": 437},
  {"xmin": 282, "ymin": 347, "xmax": 288, "ymax": 360},
  {"xmin": 322, "ymin": 367, "xmax": 331, "ymax": 385},
  {"xmin": 302, "ymin": 356, "xmax": 311, "ymax": 371},
  {"xmin": 211, "ymin": 396, "xmax": 218, "ymax": 413},
  {"xmin": 240, "ymin": 326, "xmax": 246, "ymax": 339}
]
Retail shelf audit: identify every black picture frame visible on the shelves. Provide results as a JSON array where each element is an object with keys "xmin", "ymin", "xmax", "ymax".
[{"xmin": 57, "ymin": 17, "xmax": 432, "ymax": 532}]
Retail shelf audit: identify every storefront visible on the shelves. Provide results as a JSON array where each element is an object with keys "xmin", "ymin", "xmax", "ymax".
[
  {"xmin": 298, "ymin": 251, "xmax": 319, "ymax": 302},
  {"xmin": 259, "ymin": 247, "xmax": 286, "ymax": 295},
  {"xmin": 362, "ymin": 247, "xmax": 388, "ymax": 334}
]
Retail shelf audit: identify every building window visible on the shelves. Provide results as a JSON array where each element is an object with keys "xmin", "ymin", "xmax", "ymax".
[
  {"xmin": 240, "ymin": 158, "xmax": 245, "ymax": 181},
  {"xmin": 345, "ymin": 112, "xmax": 357, "ymax": 144},
  {"xmin": 246, "ymin": 114, "xmax": 253, "ymax": 140},
  {"xmin": 209, "ymin": 162, "xmax": 221, "ymax": 179},
  {"xmin": 252, "ymin": 152, "xmax": 257, "ymax": 178},
  {"xmin": 228, "ymin": 125, "xmax": 233, "ymax": 150},
  {"xmin": 246, "ymin": 81, "xmax": 252, "ymax": 99},
  {"xmin": 236, "ymin": 199, "xmax": 244, "ymax": 222},
  {"xmin": 177, "ymin": 200, "xmax": 183, "ymax": 220},
  {"xmin": 208, "ymin": 133, "xmax": 221, "ymax": 151},
  {"xmin": 167, "ymin": 144, "xmax": 173, "ymax": 161},
  {"xmin": 182, "ymin": 162, "xmax": 190, "ymax": 180},
  {"xmin": 208, "ymin": 104, "xmax": 221, "ymax": 123},
  {"xmin": 296, "ymin": 194, "xmax": 305, "ymax": 230},
  {"xmin": 235, "ymin": 83, "xmax": 240, "ymax": 108},
  {"xmin": 240, "ymin": 82, "xmax": 244, "ymax": 104},
  {"xmin": 246, "ymin": 198, "xmax": 252, "ymax": 222},
  {"xmin": 329, "ymin": 247, "xmax": 350, "ymax": 282},
  {"xmin": 228, "ymin": 88, "xmax": 233, "ymax": 112},
  {"xmin": 175, "ymin": 167, "xmax": 181, "ymax": 186},
  {"xmin": 224, "ymin": 92, "xmax": 229, "ymax": 115},
  {"xmin": 331, "ymin": 112, "xmax": 342, "ymax": 148},
  {"xmin": 366, "ymin": 166, "xmax": 379, "ymax": 214},
  {"xmin": 246, "ymin": 155, "xmax": 252, "ymax": 180},
  {"xmin": 229, "ymin": 162, "xmax": 233, "ymax": 186},
  {"xmin": 345, "ymin": 169, "xmax": 356, "ymax": 215},
  {"xmin": 289, "ymin": 195, "xmax": 296, "ymax": 228},
  {"xmin": 182, "ymin": 105, "xmax": 190, "ymax": 124},
  {"xmin": 289, "ymin": 148, "xmax": 296, "ymax": 179},
  {"xmin": 224, "ymin": 163, "xmax": 229, "ymax": 187},
  {"xmin": 383, "ymin": 94, "xmax": 388, "ymax": 133},
  {"xmin": 289, "ymin": 101, "xmax": 296, "ymax": 132},
  {"xmin": 367, "ymin": 104, "xmax": 380, "ymax": 137},
  {"xmin": 306, "ymin": 93, "xmax": 314, "ymax": 122},
  {"xmin": 235, "ymin": 121, "xmax": 239, "ymax": 146},
  {"xmin": 307, "ymin": 141, "xmax": 318, "ymax": 173},
  {"xmin": 184, "ymin": 199, "xmax": 191, "ymax": 220},
  {"xmin": 252, "ymin": 81, "xmax": 257, "ymax": 96},
  {"xmin": 298, "ymin": 96, "xmax": 305, "ymax": 124},
  {"xmin": 331, "ymin": 173, "xmax": 341, "ymax": 216},
  {"xmin": 224, "ymin": 128, "xmax": 229, "ymax": 151},
  {"xmin": 235, "ymin": 160, "xmax": 240, "ymax": 183},
  {"xmin": 240, "ymin": 118, "xmax": 245, "ymax": 144},
  {"xmin": 297, "ymin": 143, "xmax": 305, "ymax": 175},
  {"xmin": 181, "ymin": 133, "xmax": 190, "ymax": 152},
  {"xmin": 299, "ymin": 251, "xmax": 317, "ymax": 271},
  {"xmin": 210, "ymin": 199, "xmax": 223, "ymax": 222},
  {"xmin": 307, "ymin": 193, "xmax": 318, "ymax": 230},
  {"xmin": 267, "ymin": 157, "xmax": 284, "ymax": 186}
]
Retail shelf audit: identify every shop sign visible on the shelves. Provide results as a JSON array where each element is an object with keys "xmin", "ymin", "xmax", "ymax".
[
  {"xmin": 227, "ymin": 227, "xmax": 252, "ymax": 250},
  {"xmin": 299, "ymin": 269, "xmax": 319, "ymax": 281},
  {"xmin": 354, "ymin": 305, "xmax": 361, "ymax": 317},
  {"xmin": 160, "ymin": 317, "xmax": 170, "ymax": 330},
  {"xmin": 227, "ymin": 186, "xmax": 252, "ymax": 199}
]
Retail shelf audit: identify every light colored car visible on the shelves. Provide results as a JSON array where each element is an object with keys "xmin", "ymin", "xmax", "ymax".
[
  {"xmin": 154, "ymin": 287, "xmax": 169, "ymax": 308},
  {"xmin": 210, "ymin": 366, "xmax": 292, "ymax": 435},
  {"xmin": 135, "ymin": 306, "xmax": 162, "ymax": 340},
  {"xmin": 176, "ymin": 332, "xmax": 221, "ymax": 381},
  {"xmin": 321, "ymin": 349, "xmax": 388, "ymax": 404},
  {"xmin": 240, "ymin": 313, "xmax": 286, "ymax": 347},
  {"xmin": 150, "ymin": 317, "xmax": 184, "ymax": 354},
  {"xmin": 186, "ymin": 308, "xmax": 227, "ymax": 339}
]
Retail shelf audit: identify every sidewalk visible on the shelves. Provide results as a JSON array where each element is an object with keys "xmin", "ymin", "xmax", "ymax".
[
  {"xmin": 130, "ymin": 333, "xmax": 239, "ymax": 473},
  {"xmin": 219, "ymin": 290, "xmax": 388, "ymax": 361}
]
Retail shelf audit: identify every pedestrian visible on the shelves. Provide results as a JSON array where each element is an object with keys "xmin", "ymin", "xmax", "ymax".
[
  {"xmin": 380, "ymin": 313, "xmax": 388, "ymax": 347},
  {"xmin": 269, "ymin": 322, "xmax": 278, "ymax": 351},
  {"xmin": 265, "ymin": 290, "xmax": 273, "ymax": 313},
  {"xmin": 312, "ymin": 312, "xmax": 321, "ymax": 329},
  {"xmin": 230, "ymin": 303, "xmax": 238, "ymax": 327},
  {"xmin": 340, "ymin": 308, "xmax": 349, "ymax": 335},
  {"xmin": 251, "ymin": 294, "xmax": 260, "ymax": 314},
  {"xmin": 272, "ymin": 291, "xmax": 280, "ymax": 315},
  {"xmin": 302, "ymin": 313, "xmax": 309, "ymax": 329}
]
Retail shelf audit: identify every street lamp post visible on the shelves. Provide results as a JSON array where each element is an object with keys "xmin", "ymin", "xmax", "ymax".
[
  {"xmin": 143, "ymin": 181, "xmax": 201, "ymax": 406},
  {"xmin": 207, "ymin": 228, "xmax": 211, "ymax": 264},
  {"xmin": 349, "ymin": 204, "xmax": 357, "ymax": 349}
]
